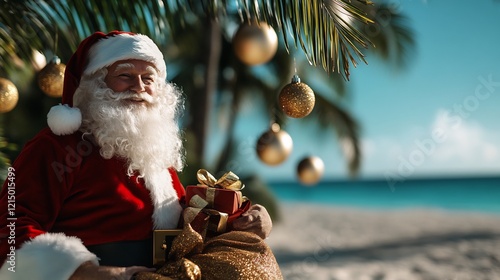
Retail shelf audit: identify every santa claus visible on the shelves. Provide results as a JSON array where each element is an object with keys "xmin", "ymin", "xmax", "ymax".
[{"xmin": 0, "ymin": 31, "xmax": 272, "ymax": 279}]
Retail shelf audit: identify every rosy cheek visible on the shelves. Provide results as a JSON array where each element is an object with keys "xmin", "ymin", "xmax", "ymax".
[
  {"xmin": 108, "ymin": 80, "xmax": 127, "ymax": 92},
  {"xmin": 144, "ymin": 85, "xmax": 155, "ymax": 96}
]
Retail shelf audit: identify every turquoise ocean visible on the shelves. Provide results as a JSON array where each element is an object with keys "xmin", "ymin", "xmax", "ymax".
[{"xmin": 268, "ymin": 176, "xmax": 500, "ymax": 214}]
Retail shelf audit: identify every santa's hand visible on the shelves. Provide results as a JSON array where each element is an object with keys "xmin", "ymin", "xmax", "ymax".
[
  {"xmin": 70, "ymin": 261, "xmax": 155, "ymax": 280},
  {"xmin": 232, "ymin": 204, "xmax": 272, "ymax": 239}
]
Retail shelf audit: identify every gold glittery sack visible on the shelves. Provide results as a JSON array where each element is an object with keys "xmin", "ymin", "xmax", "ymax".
[{"xmin": 136, "ymin": 224, "xmax": 283, "ymax": 280}]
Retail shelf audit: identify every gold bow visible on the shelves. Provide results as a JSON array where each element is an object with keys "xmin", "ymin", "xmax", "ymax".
[
  {"xmin": 196, "ymin": 169, "xmax": 245, "ymax": 209},
  {"xmin": 196, "ymin": 169, "xmax": 245, "ymax": 191}
]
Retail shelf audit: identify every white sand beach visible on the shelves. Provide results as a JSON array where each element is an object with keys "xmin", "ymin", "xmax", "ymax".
[{"xmin": 266, "ymin": 203, "xmax": 500, "ymax": 280}]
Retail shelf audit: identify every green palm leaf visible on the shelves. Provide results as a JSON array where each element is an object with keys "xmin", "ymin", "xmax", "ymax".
[{"xmin": 1, "ymin": 0, "xmax": 375, "ymax": 80}]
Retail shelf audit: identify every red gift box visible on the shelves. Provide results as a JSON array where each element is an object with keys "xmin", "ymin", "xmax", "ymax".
[
  {"xmin": 184, "ymin": 200, "xmax": 251, "ymax": 237},
  {"xmin": 182, "ymin": 169, "xmax": 251, "ymax": 237},
  {"xmin": 185, "ymin": 185, "xmax": 242, "ymax": 215}
]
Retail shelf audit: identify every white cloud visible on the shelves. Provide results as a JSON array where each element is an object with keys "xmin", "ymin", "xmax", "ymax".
[
  {"xmin": 429, "ymin": 109, "xmax": 499, "ymax": 164},
  {"xmin": 360, "ymin": 109, "xmax": 500, "ymax": 178}
]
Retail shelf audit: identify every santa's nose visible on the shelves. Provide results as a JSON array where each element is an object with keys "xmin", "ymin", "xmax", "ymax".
[{"xmin": 130, "ymin": 76, "xmax": 146, "ymax": 93}]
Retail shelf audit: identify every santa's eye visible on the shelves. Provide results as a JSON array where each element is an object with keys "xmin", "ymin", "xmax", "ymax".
[{"xmin": 142, "ymin": 76, "xmax": 155, "ymax": 84}]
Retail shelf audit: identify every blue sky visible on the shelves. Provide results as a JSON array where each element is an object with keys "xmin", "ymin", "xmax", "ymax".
[
  {"xmin": 209, "ymin": 0, "xmax": 500, "ymax": 182},
  {"xmin": 350, "ymin": 0, "xmax": 500, "ymax": 180}
]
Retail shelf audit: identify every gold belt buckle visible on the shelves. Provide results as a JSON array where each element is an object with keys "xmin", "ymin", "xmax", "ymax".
[{"xmin": 153, "ymin": 229, "xmax": 183, "ymax": 266}]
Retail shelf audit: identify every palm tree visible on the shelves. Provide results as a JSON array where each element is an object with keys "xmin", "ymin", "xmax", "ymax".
[
  {"xmin": 0, "ymin": 0, "xmax": 415, "ymax": 184},
  {"xmin": 212, "ymin": 2, "xmax": 415, "ymax": 184}
]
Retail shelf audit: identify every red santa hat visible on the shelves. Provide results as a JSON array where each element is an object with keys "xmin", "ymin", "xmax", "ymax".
[{"xmin": 47, "ymin": 31, "xmax": 167, "ymax": 136}]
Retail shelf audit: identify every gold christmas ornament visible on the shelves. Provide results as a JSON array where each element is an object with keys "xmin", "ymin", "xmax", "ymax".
[
  {"xmin": 38, "ymin": 56, "xmax": 65, "ymax": 98},
  {"xmin": 278, "ymin": 75, "xmax": 315, "ymax": 118},
  {"xmin": 233, "ymin": 21, "xmax": 278, "ymax": 66},
  {"xmin": 256, "ymin": 123, "xmax": 293, "ymax": 165},
  {"xmin": 0, "ymin": 78, "xmax": 19, "ymax": 113},
  {"xmin": 297, "ymin": 156, "xmax": 325, "ymax": 186}
]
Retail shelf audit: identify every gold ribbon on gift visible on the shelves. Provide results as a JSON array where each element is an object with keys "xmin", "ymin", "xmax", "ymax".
[
  {"xmin": 197, "ymin": 169, "xmax": 245, "ymax": 191},
  {"xmin": 184, "ymin": 194, "xmax": 229, "ymax": 235},
  {"xmin": 196, "ymin": 169, "xmax": 246, "ymax": 209}
]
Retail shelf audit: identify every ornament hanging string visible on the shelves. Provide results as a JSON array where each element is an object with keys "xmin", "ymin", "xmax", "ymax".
[
  {"xmin": 52, "ymin": 23, "xmax": 58, "ymax": 57},
  {"xmin": 293, "ymin": 57, "xmax": 297, "ymax": 75}
]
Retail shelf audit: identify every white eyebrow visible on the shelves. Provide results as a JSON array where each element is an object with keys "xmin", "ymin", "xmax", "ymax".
[
  {"xmin": 144, "ymin": 66, "xmax": 158, "ymax": 76},
  {"xmin": 113, "ymin": 63, "xmax": 158, "ymax": 76},
  {"xmin": 114, "ymin": 63, "xmax": 135, "ymax": 72}
]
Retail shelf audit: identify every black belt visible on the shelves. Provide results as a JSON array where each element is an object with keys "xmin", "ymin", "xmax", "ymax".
[{"xmin": 86, "ymin": 238, "xmax": 152, "ymax": 267}]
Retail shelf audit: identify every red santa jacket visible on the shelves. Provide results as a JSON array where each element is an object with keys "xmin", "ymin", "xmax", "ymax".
[{"xmin": 0, "ymin": 128, "xmax": 185, "ymax": 277}]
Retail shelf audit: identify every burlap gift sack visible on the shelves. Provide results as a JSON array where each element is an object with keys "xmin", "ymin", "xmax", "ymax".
[{"xmin": 135, "ymin": 224, "xmax": 282, "ymax": 280}]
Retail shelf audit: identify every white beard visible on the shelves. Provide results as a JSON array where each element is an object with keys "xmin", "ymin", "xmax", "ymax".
[{"xmin": 73, "ymin": 69, "xmax": 184, "ymax": 229}]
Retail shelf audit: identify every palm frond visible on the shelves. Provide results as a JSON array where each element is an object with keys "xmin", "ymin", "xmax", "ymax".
[
  {"xmin": 361, "ymin": 3, "xmax": 416, "ymax": 69},
  {"xmin": 310, "ymin": 93, "xmax": 361, "ymax": 176},
  {"xmin": 201, "ymin": 0, "xmax": 375, "ymax": 79},
  {"xmin": 0, "ymin": 0, "xmax": 375, "ymax": 80}
]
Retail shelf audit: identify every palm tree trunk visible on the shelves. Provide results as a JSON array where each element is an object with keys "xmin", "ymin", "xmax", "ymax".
[
  {"xmin": 191, "ymin": 19, "xmax": 221, "ymax": 167},
  {"xmin": 214, "ymin": 87, "xmax": 240, "ymax": 174}
]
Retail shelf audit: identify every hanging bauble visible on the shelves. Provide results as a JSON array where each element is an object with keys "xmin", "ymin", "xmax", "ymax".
[
  {"xmin": 256, "ymin": 123, "xmax": 293, "ymax": 165},
  {"xmin": 297, "ymin": 156, "xmax": 325, "ymax": 186},
  {"xmin": 278, "ymin": 74, "xmax": 315, "ymax": 118},
  {"xmin": 0, "ymin": 78, "xmax": 19, "ymax": 113},
  {"xmin": 38, "ymin": 56, "xmax": 65, "ymax": 98},
  {"xmin": 233, "ymin": 21, "xmax": 278, "ymax": 66}
]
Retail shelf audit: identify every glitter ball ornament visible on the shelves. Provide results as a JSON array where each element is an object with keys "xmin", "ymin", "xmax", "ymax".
[
  {"xmin": 256, "ymin": 123, "xmax": 293, "ymax": 165},
  {"xmin": 38, "ymin": 56, "xmax": 66, "ymax": 97},
  {"xmin": 233, "ymin": 21, "xmax": 278, "ymax": 66},
  {"xmin": 0, "ymin": 78, "xmax": 19, "ymax": 113},
  {"xmin": 278, "ymin": 75, "xmax": 315, "ymax": 118},
  {"xmin": 297, "ymin": 156, "xmax": 325, "ymax": 186}
]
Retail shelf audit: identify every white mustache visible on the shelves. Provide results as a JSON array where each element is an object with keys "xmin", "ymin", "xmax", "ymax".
[{"xmin": 107, "ymin": 91, "xmax": 155, "ymax": 104}]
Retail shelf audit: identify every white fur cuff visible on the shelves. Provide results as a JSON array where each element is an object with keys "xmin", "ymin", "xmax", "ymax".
[{"xmin": 0, "ymin": 233, "xmax": 98, "ymax": 280}]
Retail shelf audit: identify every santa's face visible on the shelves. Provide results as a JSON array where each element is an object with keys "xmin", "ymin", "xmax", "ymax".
[
  {"xmin": 104, "ymin": 59, "xmax": 159, "ymax": 103},
  {"xmin": 73, "ymin": 63, "xmax": 184, "ymax": 176}
]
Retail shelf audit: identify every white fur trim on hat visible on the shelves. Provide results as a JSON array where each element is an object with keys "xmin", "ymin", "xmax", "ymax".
[
  {"xmin": 84, "ymin": 33, "xmax": 166, "ymax": 80},
  {"xmin": 47, "ymin": 104, "xmax": 82, "ymax": 136},
  {"xmin": 0, "ymin": 233, "xmax": 98, "ymax": 280}
]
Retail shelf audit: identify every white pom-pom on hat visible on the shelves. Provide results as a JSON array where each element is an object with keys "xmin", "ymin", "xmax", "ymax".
[{"xmin": 47, "ymin": 104, "xmax": 82, "ymax": 136}]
